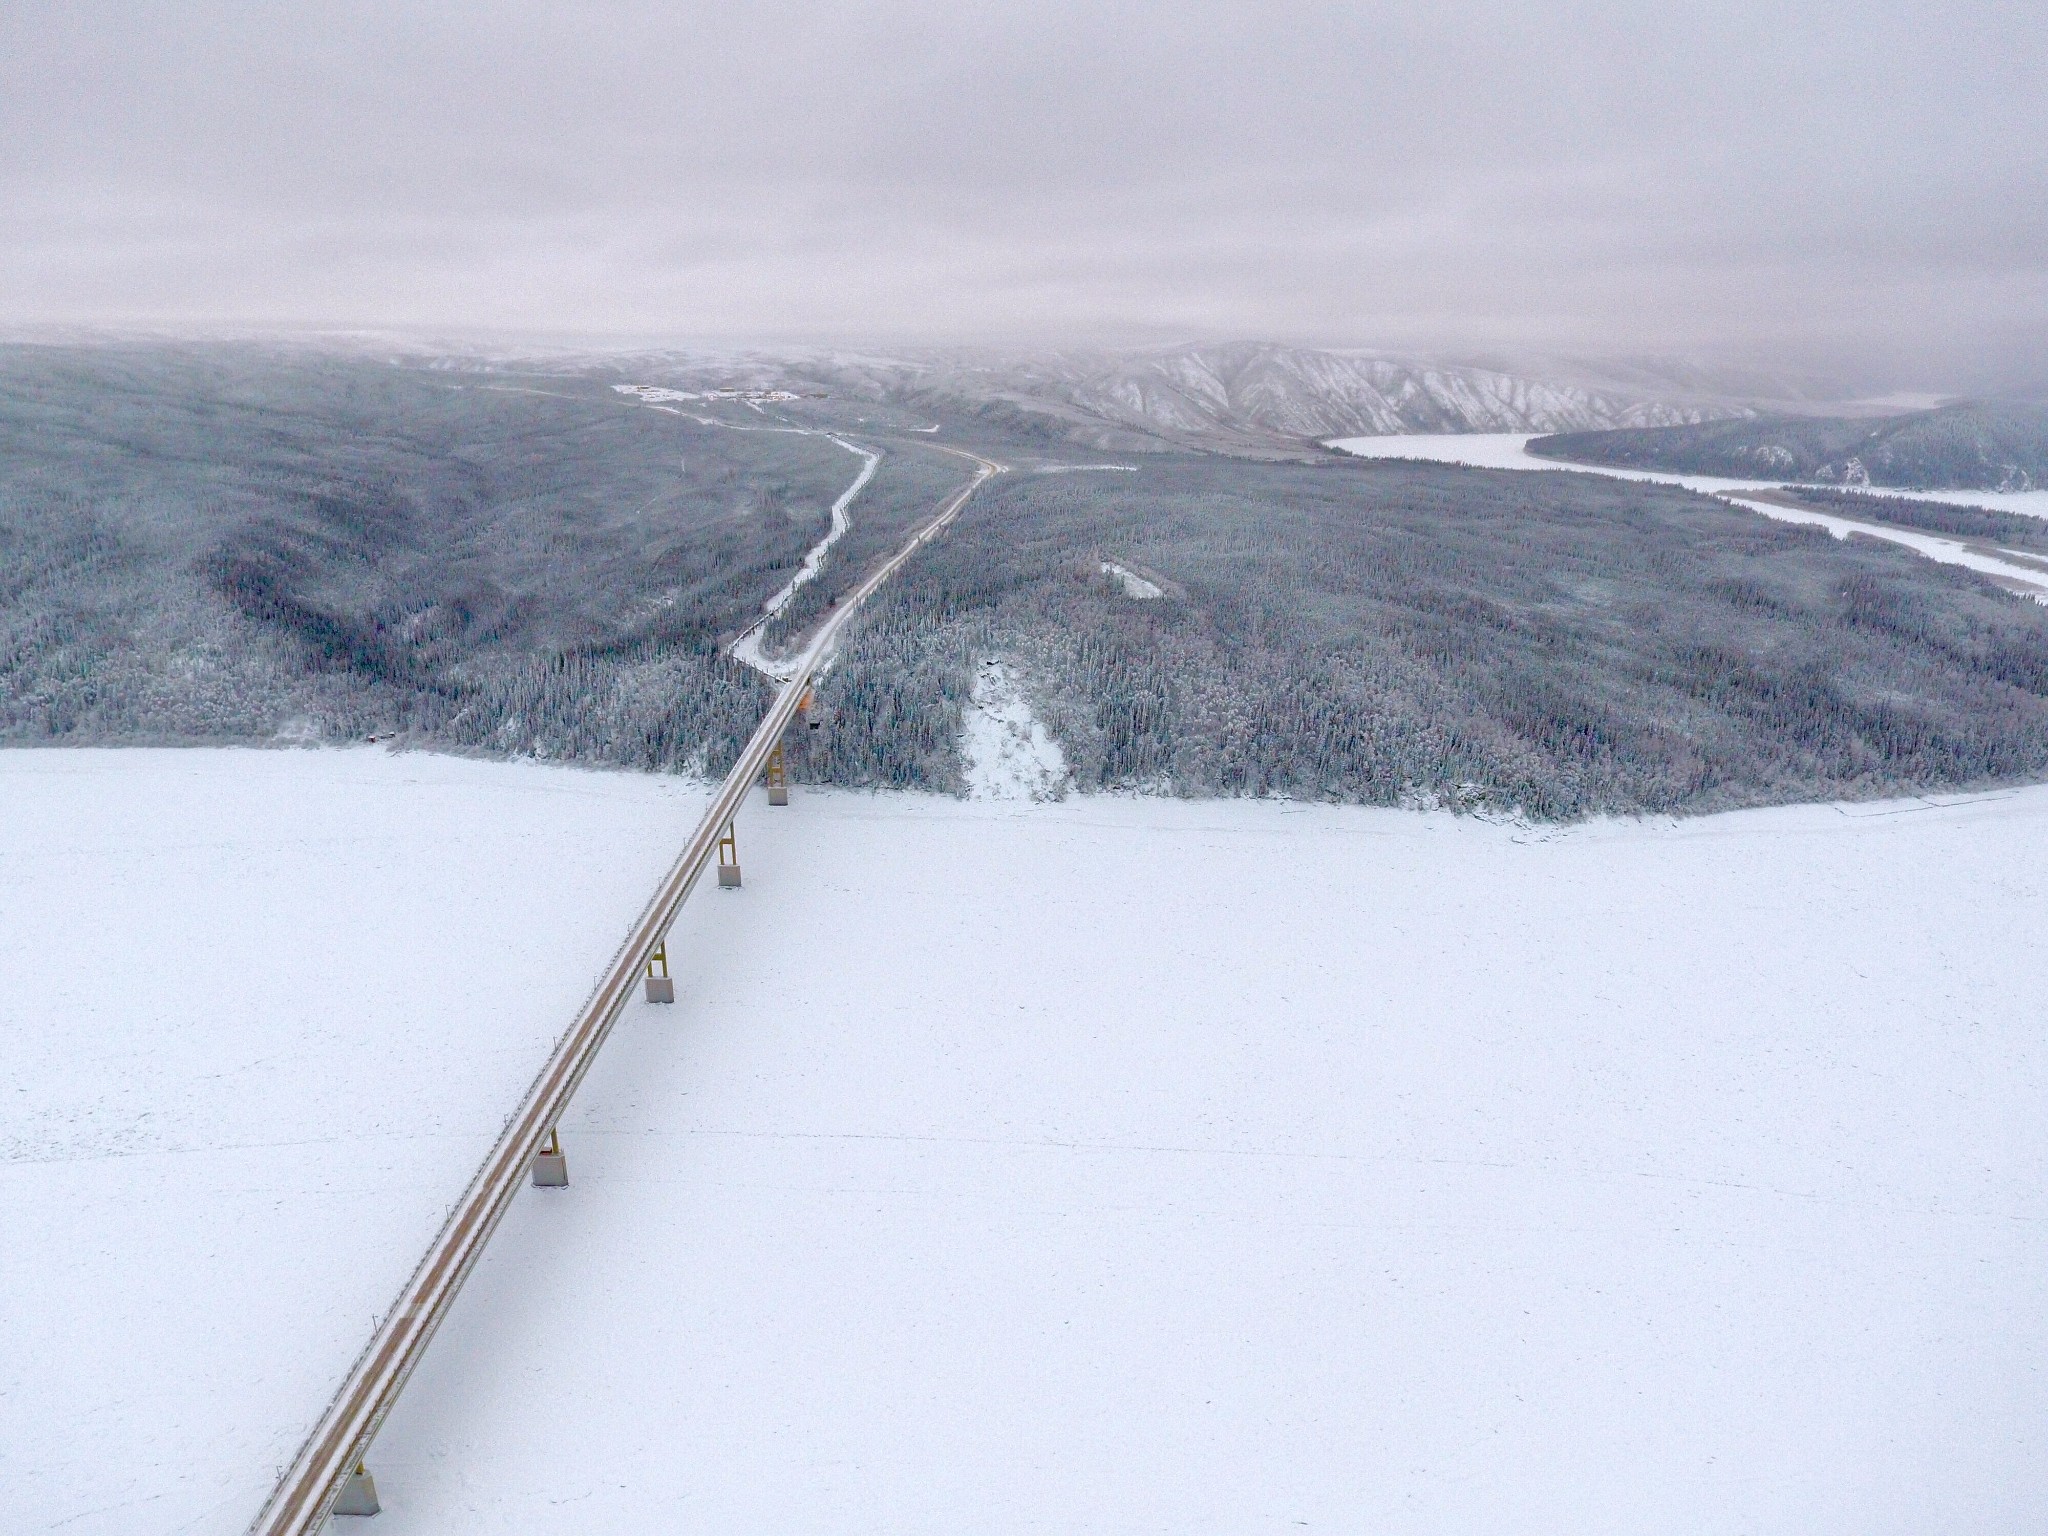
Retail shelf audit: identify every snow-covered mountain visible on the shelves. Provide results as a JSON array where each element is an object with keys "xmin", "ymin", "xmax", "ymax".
[
  {"xmin": 523, "ymin": 340, "xmax": 1755, "ymax": 453},
  {"xmin": 802, "ymin": 341, "xmax": 1752, "ymax": 452},
  {"xmin": 214, "ymin": 331, "xmax": 1801, "ymax": 454},
  {"xmin": 1003, "ymin": 342, "xmax": 1735, "ymax": 445}
]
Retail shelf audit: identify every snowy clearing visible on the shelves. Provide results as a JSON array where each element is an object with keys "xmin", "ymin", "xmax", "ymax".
[
  {"xmin": 1100, "ymin": 558, "xmax": 1164, "ymax": 599},
  {"xmin": 960, "ymin": 659, "xmax": 1069, "ymax": 800},
  {"xmin": 11, "ymin": 749, "xmax": 2036, "ymax": 1532},
  {"xmin": 1329, "ymin": 432, "xmax": 2048, "ymax": 598}
]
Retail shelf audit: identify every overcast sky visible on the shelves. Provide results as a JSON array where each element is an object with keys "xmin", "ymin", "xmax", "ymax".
[{"xmin": 3, "ymin": 1, "xmax": 2043, "ymax": 384}]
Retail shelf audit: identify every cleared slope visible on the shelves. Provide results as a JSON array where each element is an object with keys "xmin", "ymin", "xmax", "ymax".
[{"xmin": 365, "ymin": 785, "xmax": 2044, "ymax": 1535}]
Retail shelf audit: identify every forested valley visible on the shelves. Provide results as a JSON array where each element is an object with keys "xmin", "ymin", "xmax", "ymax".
[
  {"xmin": 808, "ymin": 456, "xmax": 2048, "ymax": 815},
  {"xmin": 12, "ymin": 343, "xmax": 2048, "ymax": 819}
]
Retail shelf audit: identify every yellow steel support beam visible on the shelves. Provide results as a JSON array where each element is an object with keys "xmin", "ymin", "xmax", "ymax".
[
  {"xmin": 717, "ymin": 823, "xmax": 741, "ymax": 888},
  {"xmin": 644, "ymin": 942, "xmax": 674, "ymax": 1003}
]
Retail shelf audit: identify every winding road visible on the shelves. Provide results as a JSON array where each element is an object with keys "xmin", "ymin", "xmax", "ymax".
[{"xmin": 730, "ymin": 435, "xmax": 880, "ymax": 679}]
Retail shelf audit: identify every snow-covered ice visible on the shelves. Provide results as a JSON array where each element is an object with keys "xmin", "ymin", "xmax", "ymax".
[
  {"xmin": 1712, "ymin": 493, "xmax": 2048, "ymax": 597},
  {"xmin": 9, "ymin": 748, "xmax": 2046, "ymax": 1534},
  {"xmin": 1, "ymin": 748, "xmax": 707, "ymax": 1536}
]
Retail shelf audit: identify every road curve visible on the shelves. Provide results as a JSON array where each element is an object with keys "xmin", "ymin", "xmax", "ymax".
[
  {"xmin": 731, "ymin": 435, "xmax": 881, "ymax": 678},
  {"xmin": 246, "ymin": 445, "xmax": 1003, "ymax": 1536}
]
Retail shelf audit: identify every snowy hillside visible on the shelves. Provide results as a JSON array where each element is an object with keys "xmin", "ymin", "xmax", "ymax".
[{"xmin": 8, "ymin": 748, "xmax": 2043, "ymax": 1533}]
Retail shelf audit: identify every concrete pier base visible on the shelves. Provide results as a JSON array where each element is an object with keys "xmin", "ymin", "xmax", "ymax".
[
  {"xmin": 718, "ymin": 863, "xmax": 742, "ymax": 888},
  {"xmin": 334, "ymin": 1464, "xmax": 380, "ymax": 1516},
  {"xmin": 645, "ymin": 975, "xmax": 675, "ymax": 1004},
  {"xmin": 768, "ymin": 785, "xmax": 789, "ymax": 806},
  {"xmin": 533, "ymin": 1130, "xmax": 568, "ymax": 1187}
]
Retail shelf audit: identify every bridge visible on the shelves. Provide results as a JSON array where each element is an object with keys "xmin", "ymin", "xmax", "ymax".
[{"xmin": 248, "ymin": 444, "xmax": 1002, "ymax": 1534}]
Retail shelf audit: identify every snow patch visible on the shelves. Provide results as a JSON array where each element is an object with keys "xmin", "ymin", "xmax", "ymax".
[
  {"xmin": 1101, "ymin": 560, "xmax": 1163, "ymax": 600},
  {"xmin": 961, "ymin": 660, "xmax": 1068, "ymax": 800},
  {"xmin": 613, "ymin": 383, "xmax": 798, "ymax": 405}
]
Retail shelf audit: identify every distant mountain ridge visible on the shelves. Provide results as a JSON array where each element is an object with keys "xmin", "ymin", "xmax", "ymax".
[
  {"xmin": 534, "ymin": 340, "xmax": 1754, "ymax": 454},
  {"xmin": 994, "ymin": 343, "xmax": 1736, "ymax": 446},
  {"xmin": 1530, "ymin": 402, "xmax": 2048, "ymax": 492}
]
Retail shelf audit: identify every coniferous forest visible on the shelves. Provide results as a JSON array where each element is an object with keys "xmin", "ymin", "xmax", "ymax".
[{"xmin": 12, "ymin": 343, "xmax": 2048, "ymax": 818}]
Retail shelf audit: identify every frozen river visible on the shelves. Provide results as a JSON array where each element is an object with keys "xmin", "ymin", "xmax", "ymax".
[
  {"xmin": 10, "ymin": 748, "xmax": 2045, "ymax": 1533},
  {"xmin": 1329, "ymin": 433, "xmax": 2048, "ymax": 599}
]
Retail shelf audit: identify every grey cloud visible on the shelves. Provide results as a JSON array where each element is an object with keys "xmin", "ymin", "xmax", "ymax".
[{"xmin": 2, "ymin": 1, "xmax": 2043, "ymax": 385}]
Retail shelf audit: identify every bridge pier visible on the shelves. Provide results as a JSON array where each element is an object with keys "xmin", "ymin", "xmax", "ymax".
[
  {"xmin": 532, "ymin": 1127, "xmax": 568, "ymax": 1187},
  {"xmin": 765, "ymin": 741, "xmax": 789, "ymax": 806},
  {"xmin": 645, "ymin": 942, "xmax": 675, "ymax": 1004},
  {"xmin": 717, "ymin": 823, "xmax": 742, "ymax": 888},
  {"xmin": 333, "ymin": 1462, "xmax": 379, "ymax": 1517}
]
